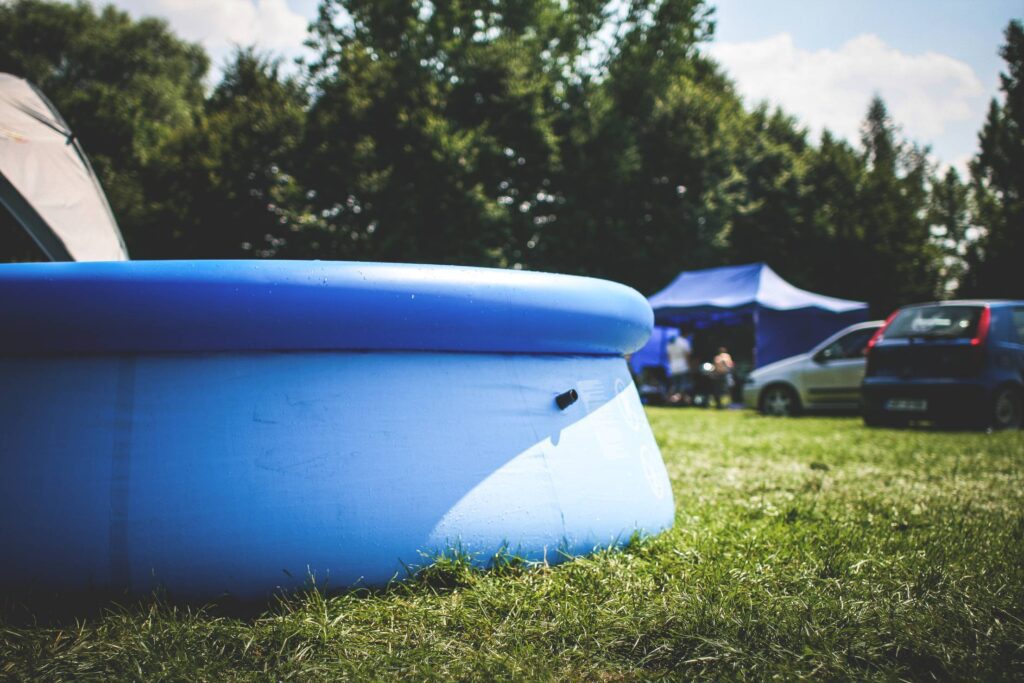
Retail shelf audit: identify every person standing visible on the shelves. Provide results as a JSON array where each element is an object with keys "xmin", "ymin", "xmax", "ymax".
[
  {"xmin": 712, "ymin": 346, "xmax": 734, "ymax": 409},
  {"xmin": 666, "ymin": 329, "xmax": 692, "ymax": 404}
]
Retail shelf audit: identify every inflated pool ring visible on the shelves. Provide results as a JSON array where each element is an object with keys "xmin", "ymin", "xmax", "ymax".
[{"xmin": 0, "ymin": 261, "xmax": 674, "ymax": 598}]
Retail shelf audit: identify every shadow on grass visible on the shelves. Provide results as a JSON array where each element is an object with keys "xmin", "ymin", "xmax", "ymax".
[{"xmin": 0, "ymin": 537, "xmax": 653, "ymax": 626}]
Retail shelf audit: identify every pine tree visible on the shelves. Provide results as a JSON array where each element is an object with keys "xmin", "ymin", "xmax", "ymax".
[
  {"xmin": 926, "ymin": 168, "xmax": 971, "ymax": 297},
  {"xmin": 963, "ymin": 20, "xmax": 1024, "ymax": 297},
  {"xmin": 856, "ymin": 97, "xmax": 937, "ymax": 315}
]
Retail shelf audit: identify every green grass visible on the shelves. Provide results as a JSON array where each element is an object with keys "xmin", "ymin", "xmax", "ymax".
[{"xmin": 3, "ymin": 410, "xmax": 1023, "ymax": 681}]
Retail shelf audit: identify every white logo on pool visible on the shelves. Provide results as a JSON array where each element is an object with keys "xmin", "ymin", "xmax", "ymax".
[
  {"xmin": 614, "ymin": 378, "xmax": 643, "ymax": 432},
  {"xmin": 639, "ymin": 444, "xmax": 666, "ymax": 500}
]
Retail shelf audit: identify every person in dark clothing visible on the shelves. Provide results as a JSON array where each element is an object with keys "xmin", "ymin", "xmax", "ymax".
[{"xmin": 712, "ymin": 346, "xmax": 734, "ymax": 409}]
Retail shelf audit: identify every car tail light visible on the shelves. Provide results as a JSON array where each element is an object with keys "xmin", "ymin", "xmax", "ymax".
[
  {"xmin": 966, "ymin": 305, "xmax": 992, "ymax": 375},
  {"xmin": 866, "ymin": 310, "xmax": 898, "ymax": 353},
  {"xmin": 970, "ymin": 306, "xmax": 991, "ymax": 346}
]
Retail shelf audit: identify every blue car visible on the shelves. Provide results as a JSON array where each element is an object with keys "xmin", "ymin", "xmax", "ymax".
[{"xmin": 862, "ymin": 300, "xmax": 1024, "ymax": 429}]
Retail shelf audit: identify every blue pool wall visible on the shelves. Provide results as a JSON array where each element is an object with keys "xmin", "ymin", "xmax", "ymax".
[{"xmin": 0, "ymin": 261, "xmax": 673, "ymax": 598}]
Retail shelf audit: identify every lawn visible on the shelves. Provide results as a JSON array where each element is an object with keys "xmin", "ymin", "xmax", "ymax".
[{"xmin": 2, "ymin": 410, "xmax": 1023, "ymax": 681}]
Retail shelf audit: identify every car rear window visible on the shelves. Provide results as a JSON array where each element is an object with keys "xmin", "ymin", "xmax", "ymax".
[{"xmin": 885, "ymin": 305, "xmax": 983, "ymax": 340}]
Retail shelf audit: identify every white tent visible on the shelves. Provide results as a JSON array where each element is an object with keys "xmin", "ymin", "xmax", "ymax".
[{"xmin": 0, "ymin": 73, "xmax": 128, "ymax": 261}]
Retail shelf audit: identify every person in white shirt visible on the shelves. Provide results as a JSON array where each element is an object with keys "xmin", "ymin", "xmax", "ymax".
[{"xmin": 666, "ymin": 330, "xmax": 692, "ymax": 403}]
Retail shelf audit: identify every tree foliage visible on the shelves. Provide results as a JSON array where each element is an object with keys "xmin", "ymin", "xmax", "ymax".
[
  {"xmin": 927, "ymin": 168, "xmax": 971, "ymax": 296},
  {"xmin": 141, "ymin": 50, "xmax": 308, "ymax": 258},
  {"xmin": 294, "ymin": 0, "xmax": 610, "ymax": 265},
  {"xmin": 854, "ymin": 97, "xmax": 936, "ymax": 315},
  {"xmin": 962, "ymin": 19, "xmax": 1024, "ymax": 298},
  {"xmin": 1, "ymin": 0, "xmax": 1021, "ymax": 312}
]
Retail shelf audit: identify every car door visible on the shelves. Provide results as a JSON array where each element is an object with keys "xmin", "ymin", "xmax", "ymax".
[
  {"xmin": 799, "ymin": 326, "xmax": 880, "ymax": 409},
  {"xmin": 1011, "ymin": 307, "xmax": 1024, "ymax": 377}
]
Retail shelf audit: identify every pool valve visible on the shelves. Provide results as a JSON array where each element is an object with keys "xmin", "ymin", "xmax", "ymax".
[{"xmin": 555, "ymin": 389, "xmax": 579, "ymax": 410}]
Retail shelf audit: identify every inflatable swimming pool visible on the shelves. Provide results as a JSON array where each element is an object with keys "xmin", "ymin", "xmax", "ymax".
[{"xmin": 0, "ymin": 261, "xmax": 673, "ymax": 599}]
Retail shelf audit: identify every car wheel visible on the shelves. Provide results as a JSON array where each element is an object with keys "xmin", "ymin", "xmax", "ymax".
[
  {"xmin": 991, "ymin": 387, "xmax": 1023, "ymax": 430},
  {"xmin": 759, "ymin": 385, "xmax": 800, "ymax": 417}
]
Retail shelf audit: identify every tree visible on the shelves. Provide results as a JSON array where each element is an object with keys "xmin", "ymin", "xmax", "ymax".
[
  {"xmin": 296, "ymin": 0, "xmax": 607, "ymax": 266},
  {"xmin": 962, "ymin": 20, "xmax": 1024, "ymax": 298},
  {"xmin": 141, "ymin": 49, "xmax": 308, "ymax": 258},
  {"xmin": 800, "ymin": 132, "xmax": 867, "ymax": 300},
  {"xmin": 537, "ymin": 0, "xmax": 735, "ymax": 293},
  {"xmin": 832, "ymin": 97, "xmax": 936, "ymax": 316},
  {"xmin": 725, "ymin": 106, "xmax": 813, "ymax": 285},
  {"xmin": 291, "ymin": 0, "xmax": 745, "ymax": 295},
  {"xmin": 926, "ymin": 168, "xmax": 971, "ymax": 296}
]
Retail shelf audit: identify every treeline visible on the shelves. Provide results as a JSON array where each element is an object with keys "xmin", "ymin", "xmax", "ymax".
[{"xmin": 1, "ymin": 0, "xmax": 1021, "ymax": 314}]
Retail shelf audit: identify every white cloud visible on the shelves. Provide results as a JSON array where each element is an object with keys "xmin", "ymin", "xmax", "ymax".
[
  {"xmin": 113, "ymin": 0, "xmax": 309, "ymax": 56},
  {"xmin": 706, "ymin": 33, "xmax": 985, "ymax": 152}
]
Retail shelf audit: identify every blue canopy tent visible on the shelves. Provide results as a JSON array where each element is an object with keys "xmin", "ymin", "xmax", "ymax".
[{"xmin": 635, "ymin": 263, "xmax": 868, "ymax": 371}]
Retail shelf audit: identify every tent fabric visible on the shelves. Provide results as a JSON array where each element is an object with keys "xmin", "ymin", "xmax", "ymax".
[
  {"xmin": 0, "ymin": 73, "xmax": 128, "ymax": 261},
  {"xmin": 756, "ymin": 306, "xmax": 867, "ymax": 368},
  {"xmin": 648, "ymin": 262, "xmax": 865, "ymax": 314},
  {"xmin": 645, "ymin": 263, "xmax": 868, "ymax": 369},
  {"xmin": 629, "ymin": 325, "xmax": 678, "ymax": 375}
]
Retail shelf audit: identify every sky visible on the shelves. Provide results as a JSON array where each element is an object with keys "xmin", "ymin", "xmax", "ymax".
[
  {"xmin": 106, "ymin": 0, "xmax": 1022, "ymax": 173},
  {"xmin": 707, "ymin": 0, "xmax": 1022, "ymax": 172}
]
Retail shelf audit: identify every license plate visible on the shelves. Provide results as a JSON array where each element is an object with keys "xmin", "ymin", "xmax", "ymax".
[{"xmin": 885, "ymin": 398, "xmax": 928, "ymax": 412}]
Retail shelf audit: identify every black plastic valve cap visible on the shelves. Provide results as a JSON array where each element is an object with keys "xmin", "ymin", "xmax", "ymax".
[{"xmin": 555, "ymin": 389, "xmax": 579, "ymax": 410}]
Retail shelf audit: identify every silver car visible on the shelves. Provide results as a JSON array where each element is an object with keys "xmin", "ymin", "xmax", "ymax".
[{"xmin": 743, "ymin": 320, "xmax": 883, "ymax": 416}]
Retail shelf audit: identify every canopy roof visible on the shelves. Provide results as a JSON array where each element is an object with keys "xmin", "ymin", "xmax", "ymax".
[
  {"xmin": 0, "ymin": 73, "xmax": 127, "ymax": 261},
  {"xmin": 639, "ymin": 263, "xmax": 868, "ymax": 369},
  {"xmin": 648, "ymin": 262, "xmax": 865, "ymax": 316}
]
